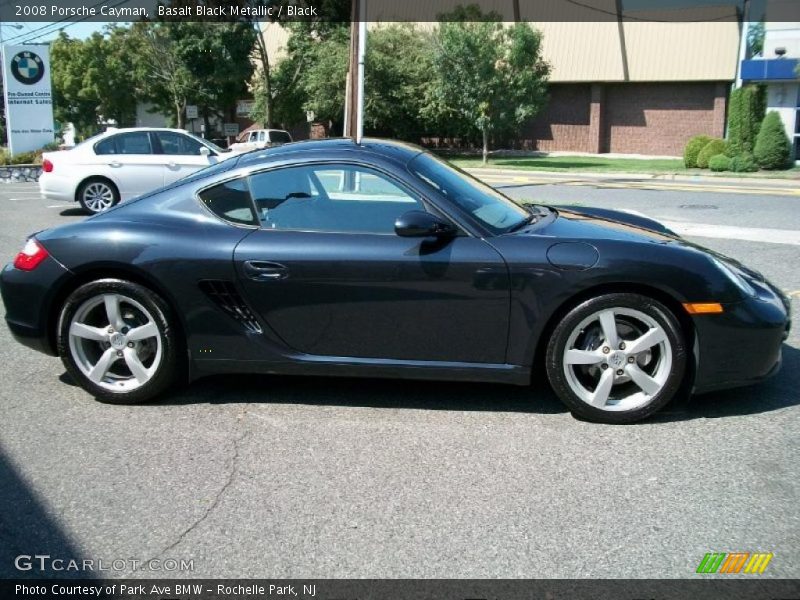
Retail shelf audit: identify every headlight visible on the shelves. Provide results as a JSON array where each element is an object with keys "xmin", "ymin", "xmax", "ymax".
[{"xmin": 710, "ymin": 256, "xmax": 756, "ymax": 298}]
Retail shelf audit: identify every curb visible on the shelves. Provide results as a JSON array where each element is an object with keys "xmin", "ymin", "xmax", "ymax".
[{"xmin": 463, "ymin": 167, "xmax": 800, "ymax": 188}]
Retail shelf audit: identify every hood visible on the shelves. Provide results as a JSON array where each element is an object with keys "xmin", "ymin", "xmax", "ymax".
[{"xmin": 527, "ymin": 206, "xmax": 679, "ymax": 246}]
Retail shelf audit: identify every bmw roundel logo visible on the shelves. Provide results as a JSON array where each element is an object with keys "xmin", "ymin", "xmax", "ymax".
[{"xmin": 10, "ymin": 51, "xmax": 45, "ymax": 85}]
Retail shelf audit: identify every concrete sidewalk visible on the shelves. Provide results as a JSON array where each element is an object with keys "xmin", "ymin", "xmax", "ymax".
[{"xmin": 464, "ymin": 166, "xmax": 800, "ymax": 188}]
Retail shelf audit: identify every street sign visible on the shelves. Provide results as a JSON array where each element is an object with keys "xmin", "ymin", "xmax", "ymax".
[
  {"xmin": 236, "ymin": 99, "xmax": 254, "ymax": 117},
  {"xmin": 223, "ymin": 123, "xmax": 239, "ymax": 136},
  {"xmin": 185, "ymin": 105, "xmax": 198, "ymax": 119},
  {"xmin": 2, "ymin": 44, "xmax": 55, "ymax": 156}
]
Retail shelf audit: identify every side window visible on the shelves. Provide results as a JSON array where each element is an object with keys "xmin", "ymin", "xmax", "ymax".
[
  {"xmin": 198, "ymin": 178, "xmax": 257, "ymax": 226},
  {"xmin": 248, "ymin": 132, "xmax": 258, "ymax": 143},
  {"xmin": 94, "ymin": 136, "xmax": 117, "ymax": 155},
  {"xmin": 116, "ymin": 132, "xmax": 152, "ymax": 154},
  {"xmin": 258, "ymin": 131, "xmax": 266, "ymax": 142},
  {"xmin": 156, "ymin": 132, "xmax": 205, "ymax": 156},
  {"xmin": 249, "ymin": 164, "xmax": 425, "ymax": 234}
]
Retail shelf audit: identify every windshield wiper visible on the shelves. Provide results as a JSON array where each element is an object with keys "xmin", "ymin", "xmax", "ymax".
[{"xmin": 506, "ymin": 204, "xmax": 542, "ymax": 233}]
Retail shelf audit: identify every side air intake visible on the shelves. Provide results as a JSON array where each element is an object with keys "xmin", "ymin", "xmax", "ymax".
[{"xmin": 198, "ymin": 280, "xmax": 263, "ymax": 334}]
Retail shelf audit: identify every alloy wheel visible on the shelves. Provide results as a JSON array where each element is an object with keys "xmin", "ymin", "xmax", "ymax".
[
  {"xmin": 82, "ymin": 182, "xmax": 116, "ymax": 213},
  {"xmin": 68, "ymin": 293, "xmax": 163, "ymax": 392},
  {"xmin": 562, "ymin": 307, "xmax": 673, "ymax": 412}
]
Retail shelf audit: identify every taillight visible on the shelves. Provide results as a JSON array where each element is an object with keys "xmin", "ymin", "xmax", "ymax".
[
  {"xmin": 13, "ymin": 238, "xmax": 49, "ymax": 271},
  {"xmin": 42, "ymin": 158, "xmax": 53, "ymax": 173}
]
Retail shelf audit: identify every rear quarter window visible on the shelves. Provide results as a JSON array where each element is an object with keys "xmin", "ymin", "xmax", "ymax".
[{"xmin": 198, "ymin": 178, "xmax": 258, "ymax": 226}]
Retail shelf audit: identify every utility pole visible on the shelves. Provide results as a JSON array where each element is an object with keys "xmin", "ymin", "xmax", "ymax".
[
  {"xmin": 344, "ymin": 0, "xmax": 366, "ymax": 142},
  {"xmin": 344, "ymin": 0, "xmax": 359, "ymax": 138}
]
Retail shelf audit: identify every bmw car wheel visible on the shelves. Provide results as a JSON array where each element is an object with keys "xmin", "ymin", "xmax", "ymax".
[
  {"xmin": 546, "ymin": 293, "xmax": 687, "ymax": 423},
  {"xmin": 77, "ymin": 179, "xmax": 119, "ymax": 214},
  {"xmin": 58, "ymin": 279, "xmax": 178, "ymax": 404}
]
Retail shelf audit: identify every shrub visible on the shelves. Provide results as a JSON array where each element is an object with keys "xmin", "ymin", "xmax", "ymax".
[
  {"xmin": 683, "ymin": 135, "xmax": 711, "ymax": 168},
  {"xmin": 708, "ymin": 154, "xmax": 731, "ymax": 172},
  {"xmin": 730, "ymin": 152, "xmax": 759, "ymax": 173},
  {"xmin": 754, "ymin": 111, "xmax": 791, "ymax": 169},
  {"xmin": 727, "ymin": 85, "xmax": 766, "ymax": 155},
  {"xmin": 696, "ymin": 139, "xmax": 729, "ymax": 169},
  {"xmin": 8, "ymin": 151, "xmax": 39, "ymax": 165}
]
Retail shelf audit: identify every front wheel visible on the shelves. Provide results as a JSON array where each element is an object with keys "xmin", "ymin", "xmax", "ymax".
[
  {"xmin": 546, "ymin": 293, "xmax": 687, "ymax": 424},
  {"xmin": 57, "ymin": 279, "xmax": 179, "ymax": 404}
]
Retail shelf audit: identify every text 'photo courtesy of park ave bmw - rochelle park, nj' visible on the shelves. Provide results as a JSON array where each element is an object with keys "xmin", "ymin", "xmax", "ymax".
[{"xmin": 1, "ymin": 0, "xmax": 799, "ymax": 599}]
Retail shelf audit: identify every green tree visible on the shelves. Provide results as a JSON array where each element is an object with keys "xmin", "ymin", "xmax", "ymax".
[
  {"xmin": 431, "ymin": 6, "xmax": 550, "ymax": 163},
  {"xmin": 165, "ymin": 22, "xmax": 257, "ymax": 132},
  {"xmin": 50, "ymin": 30, "xmax": 138, "ymax": 139},
  {"xmin": 727, "ymin": 85, "xmax": 765, "ymax": 156},
  {"xmin": 747, "ymin": 21, "xmax": 765, "ymax": 56},
  {"xmin": 363, "ymin": 24, "xmax": 438, "ymax": 140},
  {"xmin": 753, "ymin": 111, "xmax": 791, "ymax": 169}
]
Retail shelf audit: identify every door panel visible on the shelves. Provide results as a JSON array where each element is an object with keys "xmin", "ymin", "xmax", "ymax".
[
  {"xmin": 234, "ymin": 231, "xmax": 510, "ymax": 363},
  {"xmin": 155, "ymin": 131, "xmax": 217, "ymax": 185},
  {"xmin": 91, "ymin": 131, "xmax": 164, "ymax": 199}
]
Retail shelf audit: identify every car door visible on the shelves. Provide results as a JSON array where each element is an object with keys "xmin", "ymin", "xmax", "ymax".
[
  {"xmin": 232, "ymin": 162, "xmax": 510, "ymax": 364},
  {"xmin": 92, "ymin": 132, "xmax": 165, "ymax": 199},
  {"xmin": 155, "ymin": 131, "xmax": 216, "ymax": 185}
]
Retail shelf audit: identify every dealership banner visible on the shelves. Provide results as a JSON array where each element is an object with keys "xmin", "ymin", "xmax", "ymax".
[
  {"xmin": 1, "ymin": 44, "xmax": 55, "ymax": 156},
  {"xmin": 2, "ymin": 579, "xmax": 800, "ymax": 599}
]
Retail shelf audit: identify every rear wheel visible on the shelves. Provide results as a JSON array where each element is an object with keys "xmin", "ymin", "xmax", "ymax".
[
  {"xmin": 77, "ymin": 178, "xmax": 119, "ymax": 214},
  {"xmin": 57, "ymin": 279, "xmax": 178, "ymax": 404},
  {"xmin": 545, "ymin": 293, "xmax": 687, "ymax": 424}
]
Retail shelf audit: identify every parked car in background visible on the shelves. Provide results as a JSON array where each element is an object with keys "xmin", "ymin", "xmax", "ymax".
[
  {"xmin": 229, "ymin": 129, "xmax": 293, "ymax": 153},
  {"xmin": 39, "ymin": 128, "xmax": 232, "ymax": 214}
]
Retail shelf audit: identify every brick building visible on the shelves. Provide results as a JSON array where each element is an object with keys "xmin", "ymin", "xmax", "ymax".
[{"xmin": 261, "ymin": 1, "xmax": 741, "ymax": 156}]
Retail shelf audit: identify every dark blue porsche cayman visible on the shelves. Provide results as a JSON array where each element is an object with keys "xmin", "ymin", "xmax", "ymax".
[{"xmin": 0, "ymin": 139, "xmax": 790, "ymax": 423}]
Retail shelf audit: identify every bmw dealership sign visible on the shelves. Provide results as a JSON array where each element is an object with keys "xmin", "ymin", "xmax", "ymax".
[{"xmin": 2, "ymin": 44, "xmax": 55, "ymax": 155}]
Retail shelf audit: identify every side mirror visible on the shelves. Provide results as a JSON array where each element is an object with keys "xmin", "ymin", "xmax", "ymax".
[
  {"xmin": 395, "ymin": 210, "xmax": 456, "ymax": 238},
  {"xmin": 199, "ymin": 146, "xmax": 211, "ymax": 157}
]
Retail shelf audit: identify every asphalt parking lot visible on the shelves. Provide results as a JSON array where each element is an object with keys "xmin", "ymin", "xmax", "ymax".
[{"xmin": 0, "ymin": 180, "xmax": 798, "ymax": 579}]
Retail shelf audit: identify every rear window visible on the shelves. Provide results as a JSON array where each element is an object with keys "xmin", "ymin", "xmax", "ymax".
[
  {"xmin": 269, "ymin": 131, "xmax": 292, "ymax": 144},
  {"xmin": 198, "ymin": 177, "xmax": 257, "ymax": 226}
]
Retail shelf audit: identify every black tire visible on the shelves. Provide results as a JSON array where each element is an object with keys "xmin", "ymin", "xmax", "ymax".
[
  {"xmin": 77, "ymin": 178, "xmax": 120, "ymax": 214},
  {"xmin": 57, "ymin": 279, "xmax": 179, "ymax": 404},
  {"xmin": 545, "ymin": 292, "xmax": 687, "ymax": 424}
]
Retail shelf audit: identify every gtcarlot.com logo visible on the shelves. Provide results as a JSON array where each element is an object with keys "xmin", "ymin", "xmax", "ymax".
[
  {"xmin": 14, "ymin": 554, "xmax": 194, "ymax": 572},
  {"xmin": 696, "ymin": 552, "xmax": 773, "ymax": 574}
]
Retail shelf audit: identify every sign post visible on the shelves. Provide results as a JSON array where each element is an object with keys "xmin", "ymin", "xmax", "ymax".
[{"xmin": 2, "ymin": 44, "xmax": 55, "ymax": 156}]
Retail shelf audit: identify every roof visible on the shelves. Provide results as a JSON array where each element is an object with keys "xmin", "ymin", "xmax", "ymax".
[
  {"xmin": 236, "ymin": 137, "xmax": 426, "ymax": 167},
  {"xmin": 261, "ymin": 11, "xmax": 740, "ymax": 83}
]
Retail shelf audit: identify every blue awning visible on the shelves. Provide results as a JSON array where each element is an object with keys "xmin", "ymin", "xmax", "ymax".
[{"xmin": 740, "ymin": 58, "xmax": 799, "ymax": 82}]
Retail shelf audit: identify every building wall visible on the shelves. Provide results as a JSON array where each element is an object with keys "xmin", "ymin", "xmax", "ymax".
[
  {"xmin": 519, "ymin": 85, "xmax": 594, "ymax": 152},
  {"xmin": 518, "ymin": 82, "xmax": 727, "ymax": 156},
  {"xmin": 603, "ymin": 82, "xmax": 727, "ymax": 155}
]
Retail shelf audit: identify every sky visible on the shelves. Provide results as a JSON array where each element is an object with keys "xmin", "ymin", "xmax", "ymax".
[
  {"xmin": 0, "ymin": 0, "xmax": 764, "ymax": 47},
  {"xmin": 1, "ymin": 21, "xmax": 108, "ymax": 46}
]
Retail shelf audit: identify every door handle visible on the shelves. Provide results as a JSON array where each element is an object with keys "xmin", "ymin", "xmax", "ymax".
[
  {"xmin": 243, "ymin": 260, "xmax": 288, "ymax": 281},
  {"xmin": 108, "ymin": 161, "xmax": 122, "ymax": 168},
  {"xmin": 167, "ymin": 161, "xmax": 178, "ymax": 169}
]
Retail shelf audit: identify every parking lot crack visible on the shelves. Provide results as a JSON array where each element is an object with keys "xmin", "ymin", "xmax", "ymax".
[{"xmin": 148, "ymin": 429, "xmax": 249, "ymax": 561}]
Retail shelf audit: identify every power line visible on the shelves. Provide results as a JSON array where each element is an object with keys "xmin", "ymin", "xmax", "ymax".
[{"xmin": 1, "ymin": 0, "xmax": 117, "ymax": 45}]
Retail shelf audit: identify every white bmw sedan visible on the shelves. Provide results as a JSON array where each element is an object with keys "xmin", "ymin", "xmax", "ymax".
[{"xmin": 40, "ymin": 128, "xmax": 233, "ymax": 214}]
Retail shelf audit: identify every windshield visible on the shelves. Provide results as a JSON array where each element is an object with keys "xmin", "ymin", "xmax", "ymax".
[{"xmin": 407, "ymin": 152, "xmax": 528, "ymax": 235}]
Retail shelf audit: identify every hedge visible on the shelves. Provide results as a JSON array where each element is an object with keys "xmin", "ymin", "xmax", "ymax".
[
  {"xmin": 730, "ymin": 152, "xmax": 759, "ymax": 173},
  {"xmin": 708, "ymin": 154, "xmax": 731, "ymax": 172},
  {"xmin": 727, "ymin": 85, "xmax": 766, "ymax": 156},
  {"xmin": 754, "ymin": 111, "xmax": 791, "ymax": 170},
  {"xmin": 683, "ymin": 135, "xmax": 711, "ymax": 168},
  {"xmin": 696, "ymin": 139, "xmax": 729, "ymax": 169}
]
